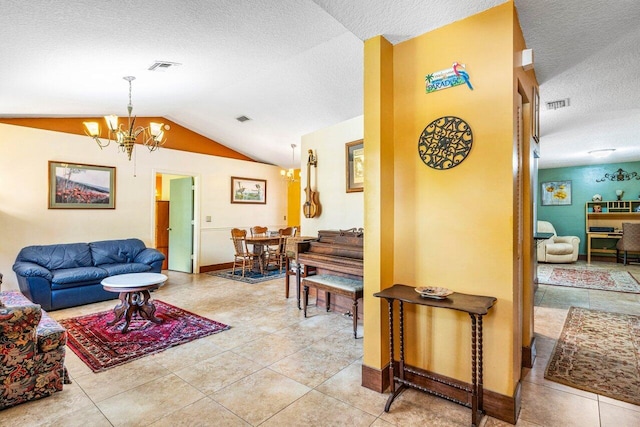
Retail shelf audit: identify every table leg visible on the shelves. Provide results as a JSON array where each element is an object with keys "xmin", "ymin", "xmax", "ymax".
[
  {"xmin": 303, "ymin": 285, "xmax": 309, "ymax": 318},
  {"xmin": 352, "ymin": 298, "xmax": 358, "ymax": 339},
  {"xmin": 384, "ymin": 298, "xmax": 402, "ymax": 412},
  {"xmin": 285, "ymin": 257, "xmax": 291, "ymax": 298},
  {"xmin": 107, "ymin": 292, "xmax": 128, "ymax": 326},
  {"xmin": 137, "ymin": 290, "xmax": 163, "ymax": 324},
  {"xmin": 252, "ymin": 243, "xmax": 265, "ymax": 273},
  {"xmin": 109, "ymin": 290, "xmax": 163, "ymax": 333},
  {"xmin": 296, "ymin": 262, "xmax": 302, "ymax": 309},
  {"xmin": 470, "ymin": 313, "xmax": 479, "ymax": 427},
  {"xmin": 398, "ymin": 301, "xmax": 405, "ymax": 382},
  {"xmin": 478, "ymin": 315, "xmax": 485, "ymax": 416}
]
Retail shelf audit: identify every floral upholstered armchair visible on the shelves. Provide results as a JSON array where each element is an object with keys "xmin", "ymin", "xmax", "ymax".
[{"xmin": 0, "ymin": 291, "xmax": 68, "ymax": 410}]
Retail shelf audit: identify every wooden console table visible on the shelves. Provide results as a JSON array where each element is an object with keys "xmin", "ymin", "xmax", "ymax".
[{"xmin": 374, "ymin": 284, "xmax": 496, "ymax": 427}]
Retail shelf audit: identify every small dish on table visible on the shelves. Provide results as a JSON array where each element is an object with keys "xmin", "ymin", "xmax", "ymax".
[{"xmin": 414, "ymin": 286, "xmax": 453, "ymax": 299}]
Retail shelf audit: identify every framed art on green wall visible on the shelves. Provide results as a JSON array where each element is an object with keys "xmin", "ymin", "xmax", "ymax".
[{"xmin": 541, "ymin": 180, "xmax": 572, "ymax": 206}]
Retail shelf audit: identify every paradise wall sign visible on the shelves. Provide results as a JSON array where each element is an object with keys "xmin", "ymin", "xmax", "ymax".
[{"xmin": 425, "ymin": 62, "xmax": 473, "ymax": 94}]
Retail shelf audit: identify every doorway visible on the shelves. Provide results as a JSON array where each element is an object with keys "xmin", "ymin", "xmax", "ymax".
[{"xmin": 154, "ymin": 172, "xmax": 198, "ymax": 273}]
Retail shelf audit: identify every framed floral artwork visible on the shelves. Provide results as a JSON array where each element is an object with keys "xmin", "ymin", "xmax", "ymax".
[
  {"xmin": 48, "ymin": 161, "xmax": 115, "ymax": 209},
  {"xmin": 541, "ymin": 180, "xmax": 571, "ymax": 206}
]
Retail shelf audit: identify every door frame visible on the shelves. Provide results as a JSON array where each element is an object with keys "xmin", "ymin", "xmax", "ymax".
[{"xmin": 151, "ymin": 168, "xmax": 201, "ymax": 273}]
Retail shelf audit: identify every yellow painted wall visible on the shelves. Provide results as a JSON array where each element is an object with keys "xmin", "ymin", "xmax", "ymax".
[
  {"xmin": 363, "ymin": 1, "xmax": 531, "ymax": 397},
  {"xmin": 512, "ymin": 4, "xmax": 540, "ymax": 365},
  {"xmin": 287, "ymin": 170, "xmax": 301, "ymax": 229},
  {"xmin": 363, "ymin": 35, "xmax": 395, "ymax": 369}
]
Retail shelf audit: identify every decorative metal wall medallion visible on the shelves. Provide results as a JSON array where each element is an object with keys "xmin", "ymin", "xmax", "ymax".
[
  {"xmin": 596, "ymin": 168, "xmax": 640, "ymax": 182},
  {"xmin": 418, "ymin": 116, "xmax": 473, "ymax": 170}
]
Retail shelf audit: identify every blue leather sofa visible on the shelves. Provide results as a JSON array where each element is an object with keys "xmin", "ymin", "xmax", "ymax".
[{"xmin": 12, "ymin": 238, "xmax": 165, "ymax": 311}]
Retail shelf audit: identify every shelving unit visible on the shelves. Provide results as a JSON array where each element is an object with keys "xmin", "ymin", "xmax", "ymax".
[{"xmin": 585, "ymin": 201, "xmax": 640, "ymax": 263}]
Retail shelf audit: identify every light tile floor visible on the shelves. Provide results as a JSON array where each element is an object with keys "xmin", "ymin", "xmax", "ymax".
[{"xmin": 2, "ymin": 261, "xmax": 640, "ymax": 426}]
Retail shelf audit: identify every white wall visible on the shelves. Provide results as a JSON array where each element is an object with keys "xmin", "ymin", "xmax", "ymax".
[
  {"xmin": 300, "ymin": 115, "xmax": 364, "ymax": 236},
  {"xmin": 0, "ymin": 124, "xmax": 286, "ymax": 290}
]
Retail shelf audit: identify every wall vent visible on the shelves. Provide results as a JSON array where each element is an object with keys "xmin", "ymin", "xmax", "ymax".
[
  {"xmin": 546, "ymin": 98, "xmax": 570, "ymax": 110},
  {"xmin": 148, "ymin": 61, "xmax": 182, "ymax": 72},
  {"xmin": 236, "ymin": 115, "xmax": 251, "ymax": 123}
]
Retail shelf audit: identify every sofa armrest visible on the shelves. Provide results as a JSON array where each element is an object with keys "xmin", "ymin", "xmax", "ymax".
[
  {"xmin": 0, "ymin": 303, "xmax": 42, "ymax": 336},
  {"xmin": 554, "ymin": 236, "xmax": 580, "ymax": 247},
  {"xmin": 134, "ymin": 248, "xmax": 166, "ymax": 265},
  {"xmin": 12, "ymin": 261, "xmax": 53, "ymax": 281}
]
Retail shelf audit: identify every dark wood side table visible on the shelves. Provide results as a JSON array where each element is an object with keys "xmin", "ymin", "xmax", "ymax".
[{"xmin": 374, "ymin": 284, "xmax": 496, "ymax": 427}]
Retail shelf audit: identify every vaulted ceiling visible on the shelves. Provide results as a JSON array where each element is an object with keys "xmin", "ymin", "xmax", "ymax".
[{"xmin": 2, "ymin": 1, "xmax": 639, "ymax": 169}]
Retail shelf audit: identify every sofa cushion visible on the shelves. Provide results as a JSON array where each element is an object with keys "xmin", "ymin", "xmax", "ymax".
[
  {"xmin": 50, "ymin": 267, "xmax": 108, "ymax": 285},
  {"xmin": 16, "ymin": 243, "xmax": 92, "ymax": 270},
  {"xmin": 546, "ymin": 242, "xmax": 574, "ymax": 255},
  {"xmin": 99, "ymin": 263, "xmax": 152, "ymax": 276},
  {"xmin": 90, "ymin": 238, "xmax": 147, "ymax": 266}
]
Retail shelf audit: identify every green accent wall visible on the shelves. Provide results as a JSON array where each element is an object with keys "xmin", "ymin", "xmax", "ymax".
[{"xmin": 538, "ymin": 161, "xmax": 640, "ymax": 255}]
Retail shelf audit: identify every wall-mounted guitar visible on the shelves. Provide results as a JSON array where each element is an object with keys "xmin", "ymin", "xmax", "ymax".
[{"xmin": 303, "ymin": 149, "xmax": 320, "ymax": 218}]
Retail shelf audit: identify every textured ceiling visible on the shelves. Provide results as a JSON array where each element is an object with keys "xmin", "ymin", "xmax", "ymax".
[{"xmin": 1, "ymin": 0, "xmax": 639, "ymax": 169}]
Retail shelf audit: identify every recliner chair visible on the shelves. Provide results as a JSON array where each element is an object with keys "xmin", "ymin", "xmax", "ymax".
[{"xmin": 537, "ymin": 220, "xmax": 580, "ymax": 263}]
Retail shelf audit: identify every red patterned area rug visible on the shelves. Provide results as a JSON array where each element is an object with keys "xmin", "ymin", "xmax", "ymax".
[
  {"xmin": 58, "ymin": 301, "xmax": 230, "ymax": 372},
  {"xmin": 545, "ymin": 307, "xmax": 640, "ymax": 406},
  {"xmin": 537, "ymin": 265, "xmax": 640, "ymax": 293}
]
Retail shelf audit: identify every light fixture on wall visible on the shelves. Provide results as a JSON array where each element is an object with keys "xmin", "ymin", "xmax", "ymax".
[
  {"xmin": 83, "ymin": 76, "xmax": 169, "ymax": 161},
  {"xmin": 280, "ymin": 143, "xmax": 299, "ymax": 183},
  {"xmin": 588, "ymin": 148, "xmax": 615, "ymax": 158}
]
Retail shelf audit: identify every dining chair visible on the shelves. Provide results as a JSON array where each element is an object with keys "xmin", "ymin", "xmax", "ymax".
[
  {"xmin": 231, "ymin": 228, "xmax": 262, "ymax": 277},
  {"xmin": 250, "ymin": 226, "xmax": 268, "ymax": 237},
  {"xmin": 265, "ymin": 227, "xmax": 297, "ymax": 273}
]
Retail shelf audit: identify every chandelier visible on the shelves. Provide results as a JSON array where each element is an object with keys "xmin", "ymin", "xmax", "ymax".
[
  {"xmin": 83, "ymin": 76, "xmax": 168, "ymax": 161},
  {"xmin": 280, "ymin": 143, "xmax": 299, "ymax": 183}
]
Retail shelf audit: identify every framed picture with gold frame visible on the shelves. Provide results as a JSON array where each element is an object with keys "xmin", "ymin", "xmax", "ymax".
[
  {"xmin": 230, "ymin": 176, "xmax": 267, "ymax": 204},
  {"xmin": 48, "ymin": 161, "xmax": 115, "ymax": 209},
  {"xmin": 345, "ymin": 139, "xmax": 364, "ymax": 193}
]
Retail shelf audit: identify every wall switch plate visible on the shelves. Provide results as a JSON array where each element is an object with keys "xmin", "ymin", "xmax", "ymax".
[{"xmin": 205, "ymin": 216, "xmax": 211, "ymax": 222}]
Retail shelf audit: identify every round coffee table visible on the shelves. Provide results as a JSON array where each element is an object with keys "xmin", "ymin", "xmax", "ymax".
[{"xmin": 101, "ymin": 272, "xmax": 168, "ymax": 333}]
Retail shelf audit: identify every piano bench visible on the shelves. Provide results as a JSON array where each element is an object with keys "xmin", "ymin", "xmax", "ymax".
[{"xmin": 302, "ymin": 274, "xmax": 363, "ymax": 339}]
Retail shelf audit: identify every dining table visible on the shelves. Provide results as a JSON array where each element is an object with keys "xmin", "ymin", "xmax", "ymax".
[{"xmin": 245, "ymin": 235, "xmax": 283, "ymax": 273}]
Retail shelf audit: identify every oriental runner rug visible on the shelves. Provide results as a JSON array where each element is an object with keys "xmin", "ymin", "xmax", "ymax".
[
  {"xmin": 545, "ymin": 307, "xmax": 640, "ymax": 406},
  {"xmin": 58, "ymin": 300, "xmax": 230, "ymax": 372},
  {"xmin": 537, "ymin": 265, "xmax": 640, "ymax": 293},
  {"xmin": 207, "ymin": 268, "xmax": 286, "ymax": 284}
]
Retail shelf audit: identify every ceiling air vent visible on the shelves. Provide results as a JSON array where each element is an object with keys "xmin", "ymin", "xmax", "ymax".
[
  {"xmin": 546, "ymin": 98, "xmax": 570, "ymax": 110},
  {"xmin": 236, "ymin": 115, "xmax": 251, "ymax": 123},
  {"xmin": 148, "ymin": 61, "xmax": 182, "ymax": 72}
]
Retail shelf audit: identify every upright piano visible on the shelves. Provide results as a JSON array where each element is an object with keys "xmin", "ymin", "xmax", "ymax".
[{"xmin": 294, "ymin": 228, "xmax": 363, "ymax": 312}]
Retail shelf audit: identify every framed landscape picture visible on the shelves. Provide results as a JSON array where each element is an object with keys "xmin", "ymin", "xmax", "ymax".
[
  {"xmin": 48, "ymin": 161, "xmax": 116, "ymax": 209},
  {"xmin": 541, "ymin": 180, "xmax": 572, "ymax": 206},
  {"xmin": 231, "ymin": 176, "xmax": 267, "ymax": 204},
  {"xmin": 346, "ymin": 139, "xmax": 364, "ymax": 193}
]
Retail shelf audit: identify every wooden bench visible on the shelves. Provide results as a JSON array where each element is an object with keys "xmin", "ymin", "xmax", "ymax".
[{"xmin": 301, "ymin": 274, "xmax": 363, "ymax": 338}]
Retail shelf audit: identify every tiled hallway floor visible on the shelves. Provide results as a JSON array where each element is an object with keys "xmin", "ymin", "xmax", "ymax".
[{"xmin": 2, "ymin": 261, "xmax": 640, "ymax": 426}]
